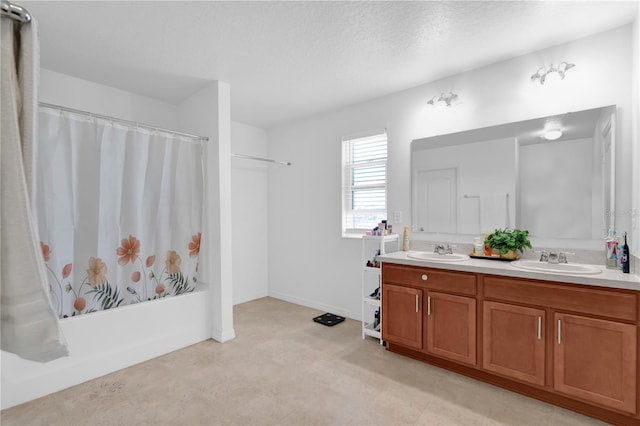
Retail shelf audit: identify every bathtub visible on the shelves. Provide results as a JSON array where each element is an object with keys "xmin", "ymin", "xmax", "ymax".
[{"xmin": 1, "ymin": 287, "xmax": 211, "ymax": 409}]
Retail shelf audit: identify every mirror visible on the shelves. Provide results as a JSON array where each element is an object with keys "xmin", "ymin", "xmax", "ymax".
[{"xmin": 411, "ymin": 105, "xmax": 616, "ymax": 248}]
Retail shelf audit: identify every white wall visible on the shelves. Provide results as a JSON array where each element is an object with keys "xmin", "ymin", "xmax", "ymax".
[
  {"xmin": 39, "ymin": 69, "xmax": 178, "ymax": 129},
  {"xmin": 267, "ymin": 25, "xmax": 636, "ymax": 320},
  {"xmin": 231, "ymin": 123, "xmax": 269, "ymax": 304},
  {"xmin": 1, "ymin": 70, "xmax": 213, "ymax": 409}
]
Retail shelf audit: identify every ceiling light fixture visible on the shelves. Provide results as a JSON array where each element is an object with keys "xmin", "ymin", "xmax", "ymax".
[
  {"xmin": 530, "ymin": 62, "xmax": 575, "ymax": 85},
  {"xmin": 542, "ymin": 129, "xmax": 563, "ymax": 141},
  {"xmin": 427, "ymin": 92, "xmax": 458, "ymax": 107},
  {"xmin": 541, "ymin": 120, "xmax": 563, "ymax": 141}
]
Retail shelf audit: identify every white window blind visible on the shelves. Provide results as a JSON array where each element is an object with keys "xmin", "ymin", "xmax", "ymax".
[{"xmin": 342, "ymin": 131, "xmax": 387, "ymax": 235}]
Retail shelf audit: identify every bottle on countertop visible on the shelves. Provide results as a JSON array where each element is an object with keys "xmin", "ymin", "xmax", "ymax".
[
  {"xmin": 605, "ymin": 229, "xmax": 619, "ymax": 269},
  {"xmin": 403, "ymin": 226, "xmax": 410, "ymax": 251},
  {"xmin": 474, "ymin": 236, "xmax": 484, "ymax": 256},
  {"xmin": 621, "ymin": 232, "xmax": 630, "ymax": 274},
  {"xmin": 483, "ymin": 233, "xmax": 492, "ymax": 256}
]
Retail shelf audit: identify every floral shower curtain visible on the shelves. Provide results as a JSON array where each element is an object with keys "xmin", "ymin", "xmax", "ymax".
[{"xmin": 35, "ymin": 107, "xmax": 203, "ymax": 318}]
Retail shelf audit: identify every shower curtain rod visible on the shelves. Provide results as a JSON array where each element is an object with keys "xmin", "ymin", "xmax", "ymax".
[
  {"xmin": 39, "ymin": 102, "xmax": 209, "ymax": 142},
  {"xmin": 231, "ymin": 153, "xmax": 291, "ymax": 166},
  {"xmin": 1, "ymin": 0, "xmax": 31, "ymax": 23}
]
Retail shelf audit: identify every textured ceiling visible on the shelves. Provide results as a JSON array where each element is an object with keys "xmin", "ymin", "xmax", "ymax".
[{"xmin": 22, "ymin": 1, "xmax": 639, "ymax": 128}]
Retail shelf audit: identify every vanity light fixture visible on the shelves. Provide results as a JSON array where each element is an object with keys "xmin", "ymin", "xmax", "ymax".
[
  {"xmin": 427, "ymin": 92, "xmax": 458, "ymax": 107},
  {"xmin": 530, "ymin": 62, "xmax": 575, "ymax": 85}
]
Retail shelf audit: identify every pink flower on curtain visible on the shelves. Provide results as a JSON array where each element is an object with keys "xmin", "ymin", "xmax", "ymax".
[
  {"xmin": 165, "ymin": 250, "xmax": 181, "ymax": 274},
  {"xmin": 146, "ymin": 255, "xmax": 156, "ymax": 268},
  {"xmin": 116, "ymin": 235, "xmax": 140, "ymax": 265},
  {"xmin": 73, "ymin": 297, "xmax": 86, "ymax": 312},
  {"xmin": 87, "ymin": 257, "xmax": 108, "ymax": 287},
  {"xmin": 131, "ymin": 271, "xmax": 141, "ymax": 283},
  {"xmin": 40, "ymin": 242, "xmax": 50, "ymax": 262},
  {"xmin": 155, "ymin": 284, "xmax": 165, "ymax": 295},
  {"xmin": 62, "ymin": 263, "xmax": 72, "ymax": 279},
  {"xmin": 189, "ymin": 232, "xmax": 201, "ymax": 258}
]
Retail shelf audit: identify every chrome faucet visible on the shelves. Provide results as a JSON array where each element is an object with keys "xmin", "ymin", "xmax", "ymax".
[
  {"xmin": 538, "ymin": 250, "xmax": 549, "ymax": 262},
  {"xmin": 539, "ymin": 250, "xmax": 572, "ymax": 264},
  {"xmin": 558, "ymin": 252, "xmax": 573, "ymax": 264},
  {"xmin": 433, "ymin": 244, "xmax": 454, "ymax": 255}
]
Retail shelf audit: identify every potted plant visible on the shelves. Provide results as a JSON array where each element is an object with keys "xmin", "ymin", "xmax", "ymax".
[{"xmin": 485, "ymin": 228, "xmax": 532, "ymax": 259}]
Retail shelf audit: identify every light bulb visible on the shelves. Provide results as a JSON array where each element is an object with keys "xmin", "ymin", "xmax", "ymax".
[{"xmin": 543, "ymin": 129, "xmax": 563, "ymax": 140}]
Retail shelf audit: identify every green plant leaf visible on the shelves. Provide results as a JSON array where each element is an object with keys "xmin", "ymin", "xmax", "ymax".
[{"xmin": 485, "ymin": 228, "xmax": 531, "ymax": 255}]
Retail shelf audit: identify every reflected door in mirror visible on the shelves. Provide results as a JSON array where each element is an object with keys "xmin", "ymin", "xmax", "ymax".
[{"xmin": 415, "ymin": 168, "xmax": 457, "ymax": 233}]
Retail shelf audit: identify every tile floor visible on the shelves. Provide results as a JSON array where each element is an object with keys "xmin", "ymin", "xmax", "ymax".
[{"xmin": 1, "ymin": 297, "xmax": 605, "ymax": 425}]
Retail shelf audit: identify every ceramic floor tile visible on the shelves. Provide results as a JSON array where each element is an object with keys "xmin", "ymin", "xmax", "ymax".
[
  {"xmin": 0, "ymin": 297, "xmax": 613, "ymax": 426},
  {"xmin": 0, "ymin": 393, "xmax": 69, "ymax": 426}
]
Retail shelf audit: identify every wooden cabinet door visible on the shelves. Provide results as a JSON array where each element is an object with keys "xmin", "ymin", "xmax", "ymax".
[
  {"xmin": 483, "ymin": 301, "xmax": 545, "ymax": 386},
  {"xmin": 426, "ymin": 291, "xmax": 476, "ymax": 365},
  {"xmin": 554, "ymin": 313, "xmax": 637, "ymax": 414},
  {"xmin": 382, "ymin": 284, "xmax": 422, "ymax": 350}
]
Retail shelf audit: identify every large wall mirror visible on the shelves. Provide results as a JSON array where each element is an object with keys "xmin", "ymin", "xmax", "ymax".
[{"xmin": 411, "ymin": 105, "xmax": 616, "ymax": 249}]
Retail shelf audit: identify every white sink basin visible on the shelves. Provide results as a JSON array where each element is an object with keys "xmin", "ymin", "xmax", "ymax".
[
  {"xmin": 407, "ymin": 252, "xmax": 470, "ymax": 262},
  {"xmin": 510, "ymin": 260, "xmax": 602, "ymax": 275}
]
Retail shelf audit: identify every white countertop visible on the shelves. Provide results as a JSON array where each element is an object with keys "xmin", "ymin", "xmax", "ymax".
[{"xmin": 378, "ymin": 251, "xmax": 640, "ymax": 292}]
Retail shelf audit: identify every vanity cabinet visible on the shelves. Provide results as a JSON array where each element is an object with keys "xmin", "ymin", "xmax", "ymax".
[
  {"xmin": 554, "ymin": 313, "xmax": 637, "ymax": 414},
  {"xmin": 482, "ymin": 301, "xmax": 545, "ymax": 386},
  {"xmin": 426, "ymin": 292, "xmax": 476, "ymax": 365},
  {"xmin": 382, "ymin": 262, "xmax": 640, "ymax": 424},
  {"xmin": 382, "ymin": 264, "xmax": 477, "ymax": 364},
  {"xmin": 381, "ymin": 283, "xmax": 422, "ymax": 350}
]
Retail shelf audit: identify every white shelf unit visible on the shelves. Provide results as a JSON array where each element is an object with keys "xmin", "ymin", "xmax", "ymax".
[{"xmin": 362, "ymin": 235, "xmax": 399, "ymax": 343}]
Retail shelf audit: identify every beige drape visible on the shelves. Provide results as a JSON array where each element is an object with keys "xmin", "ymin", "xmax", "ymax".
[{"xmin": 1, "ymin": 17, "xmax": 68, "ymax": 362}]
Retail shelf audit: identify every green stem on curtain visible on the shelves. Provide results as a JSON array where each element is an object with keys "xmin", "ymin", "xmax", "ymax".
[
  {"xmin": 45, "ymin": 264, "xmax": 63, "ymax": 317},
  {"xmin": 137, "ymin": 257, "xmax": 148, "ymax": 301}
]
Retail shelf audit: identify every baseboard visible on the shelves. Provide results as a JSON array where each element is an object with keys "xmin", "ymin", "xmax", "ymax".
[
  {"xmin": 268, "ymin": 291, "xmax": 360, "ymax": 321},
  {"xmin": 211, "ymin": 327, "xmax": 236, "ymax": 343},
  {"xmin": 233, "ymin": 291, "xmax": 268, "ymax": 306}
]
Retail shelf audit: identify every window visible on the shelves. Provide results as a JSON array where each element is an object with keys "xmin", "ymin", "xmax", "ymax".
[{"xmin": 342, "ymin": 131, "xmax": 387, "ymax": 235}]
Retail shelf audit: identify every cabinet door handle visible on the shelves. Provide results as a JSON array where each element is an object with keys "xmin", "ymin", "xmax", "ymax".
[
  {"xmin": 421, "ymin": 274, "xmax": 428, "ymax": 281},
  {"xmin": 537, "ymin": 316, "xmax": 541, "ymax": 340},
  {"xmin": 557, "ymin": 319, "xmax": 562, "ymax": 344},
  {"xmin": 415, "ymin": 294, "xmax": 419, "ymax": 313},
  {"xmin": 427, "ymin": 296, "xmax": 431, "ymax": 316}
]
